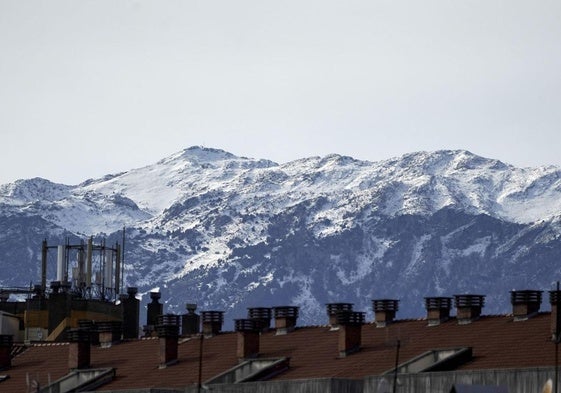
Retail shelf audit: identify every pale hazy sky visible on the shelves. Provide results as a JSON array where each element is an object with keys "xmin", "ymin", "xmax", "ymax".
[{"xmin": 1, "ymin": 1, "xmax": 560, "ymax": 185}]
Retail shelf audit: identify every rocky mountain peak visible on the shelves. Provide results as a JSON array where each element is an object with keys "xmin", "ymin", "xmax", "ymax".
[{"xmin": 1, "ymin": 148, "xmax": 561, "ymax": 327}]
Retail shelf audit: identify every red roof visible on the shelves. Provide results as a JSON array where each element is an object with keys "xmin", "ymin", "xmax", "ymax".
[{"xmin": 1, "ymin": 313, "xmax": 556, "ymax": 392}]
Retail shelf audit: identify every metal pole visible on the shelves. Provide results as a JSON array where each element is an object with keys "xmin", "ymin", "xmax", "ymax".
[
  {"xmin": 41, "ymin": 239, "xmax": 48, "ymax": 292},
  {"xmin": 198, "ymin": 333, "xmax": 204, "ymax": 393},
  {"xmin": 121, "ymin": 226, "xmax": 125, "ymax": 293},
  {"xmin": 65, "ymin": 237, "xmax": 70, "ymax": 283},
  {"xmin": 393, "ymin": 339, "xmax": 400, "ymax": 393},
  {"xmin": 115, "ymin": 242, "xmax": 121, "ymax": 296},
  {"xmin": 555, "ymin": 281, "xmax": 561, "ymax": 393}
]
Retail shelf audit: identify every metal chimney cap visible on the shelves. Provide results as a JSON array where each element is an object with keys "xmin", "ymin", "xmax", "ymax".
[{"xmin": 185, "ymin": 303, "xmax": 197, "ymax": 312}]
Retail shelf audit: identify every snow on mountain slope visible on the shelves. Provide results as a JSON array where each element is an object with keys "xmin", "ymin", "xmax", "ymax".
[
  {"xmin": 3, "ymin": 147, "xmax": 561, "ymax": 326},
  {"xmin": 3, "ymin": 147, "xmax": 560, "ymax": 235}
]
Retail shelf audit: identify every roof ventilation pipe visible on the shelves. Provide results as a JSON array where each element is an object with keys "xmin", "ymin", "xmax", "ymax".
[
  {"xmin": 156, "ymin": 314, "xmax": 180, "ymax": 368},
  {"xmin": 202, "ymin": 311, "xmax": 224, "ymax": 337},
  {"xmin": 144, "ymin": 291, "xmax": 163, "ymax": 337},
  {"xmin": 121, "ymin": 287, "xmax": 139, "ymax": 339},
  {"xmin": 247, "ymin": 307, "xmax": 272, "ymax": 332},
  {"xmin": 181, "ymin": 303, "xmax": 200, "ymax": 336},
  {"xmin": 454, "ymin": 295, "xmax": 485, "ymax": 325},
  {"xmin": 326, "ymin": 303, "xmax": 353, "ymax": 330},
  {"xmin": 372, "ymin": 299, "xmax": 399, "ymax": 328},
  {"xmin": 235, "ymin": 319, "xmax": 261, "ymax": 359},
  {"xmin": 67, "ymin": 328, "xmax": 91, "ymax": 370},
  {"xmin": 336, "ymin": 311, "xmax": 365, "ymax": 357},
  {"xmin": 549, "ymin": 289, "xmax": 561, "ymax": 341},
  {"xmin": 273, "ymin": 306, "xmax": 299, "ymax": 335},
  {"xmin": 97, "ymin": 321, "xmax": 122, "ymax": 348},
  {"xmin": 511, "ymin": 290, "xmax": 542, "ymax": 321},
  {"xmin": 425, "ymin": 297, "xmax": 453, "ymax": 326}
]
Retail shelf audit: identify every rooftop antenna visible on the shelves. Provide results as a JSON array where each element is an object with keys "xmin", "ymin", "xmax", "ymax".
[
  {"xmin": 555, "ymin": 281, "xmax": 561, "ymax": 393},
  {"xmin": 121, "ymin": 226, "xmax": 125, "ymax": 293}
]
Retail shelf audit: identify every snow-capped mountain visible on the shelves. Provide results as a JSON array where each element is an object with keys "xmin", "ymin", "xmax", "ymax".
[{"xmin": 1, "ymin": 146, "xmax": 561, "ymax": 327}]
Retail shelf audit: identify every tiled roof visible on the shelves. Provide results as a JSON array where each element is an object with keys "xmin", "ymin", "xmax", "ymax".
[{"xmin": 0, "ymin": 313, "xmax": 556, "ymax": 392}]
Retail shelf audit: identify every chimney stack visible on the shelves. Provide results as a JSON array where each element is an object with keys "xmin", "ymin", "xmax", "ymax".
[
  {"xmin": 202, "ymin": 311, "xmax": 224, "ymax": 337},
  {"xmin": 181, "ymin": 303, "xmax": 200, "ymax": 336},
  {"xmin": 78, "ymin": 319, "xmax": 98, "ymax": 346},
  {"xmin": 145, "ymin": 291, "xmax": 163, "ymax": 337},
  {"xmin": 454, "ymin": 294, "xmax": 485, "ymax": 325},
  {"xmin": 326, "ymin": 303, "xmax": 353, "ymax": 330},
  {"xmin": 373, "ymin": 299, "xmax": 399, "ymax": 327},
  {"xmin": 235, "ymin": 319, "xmax": 261, "ymax": 359},
  {"xmin": 550, "ymin": 289, "xmax": 561, "ymax": 340},
  {"xmin": 511, "ymin": 290, "xmax": 542, "ymax": 321},
  {"xmin": 97, "ymin": 321, "xmax": 122, "ymax": 348},
  {"xmin": 156, "ymin": 314, "xmax": 180, "ymax": 368},
  {"xmin": 0, "ymin": 335, "xmax": 13, "ymax": 370},
  {"xmin": 336, "ymin": 311, "xmax": 364, "ymax": 357},
  {"xmin": 273, "ymin": 306, "xmax": 299, "ymax": 335},
  {"xmin": 247, "ymin": 307, "xmax": 272, "ymax": 332},
  {"xmin": 67, "ymin": 328, "xmax": 91, "ymax": 370},
  {"xmin": 121, "ymin": 287, "xmax": 140, "ymax": 339},
  {"xmin": 425, "ymin": 297, "xmax": 453, "ymax": 326}
]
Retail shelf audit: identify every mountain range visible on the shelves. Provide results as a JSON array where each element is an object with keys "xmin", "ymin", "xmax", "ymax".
[{"xmin": 1, "ymin": 146, "xmax": 561, "ymax": 328}]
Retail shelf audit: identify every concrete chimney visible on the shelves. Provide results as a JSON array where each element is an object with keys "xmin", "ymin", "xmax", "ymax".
[
  {"xmin": 181, "ymin": 303, "xmax": 200, "ymax": 336},
  {"xmin": 336, "ymin": 311, "xmax": 364, "ymax": 357},
  {"xmin": 235, "ymin": 319, "xmax": 261, "ymax": 359},
  {"xmin": 146, "ymin": 291, "xmax": 163, "ymax": 335},
  {"xmin": 326, "ymin": 303, "xmax": 353, "ymax": 330},
  {"xmin": 247, "ymin": 307, "xmax": 272, "ymax": 331},
  {"xmin": 121, "ymin": 287, "xmax": 140, "ymax": 339},
  {"xmin": 67, "ymin": 328, "xmax": 91, "ymax": 370},
  {"xmin": 0, "ymin": 335, "xmax": 13, "ymax": 370},
  {"xmin": 454, "ymin": 294, "xmax": 485, "ymax": 325},
  {"xmin": 511, "ymin": 290, "xmax": 542, "ymax": 321},
  {"xmin": 273, "ymin": 306, "xmax": 299, "ymax": 335},
  {"xmin": 372, "ymin": 299, "xmax": 399, "ymax": 328},
  {"xmin": 425, "ymin": 297, "xmax": 453, "ymax": 326},
  {"xmin": 202, "ymin": 311, "xmax": 224, "ymax": 337},
  {"xmin": 156, "ymin": 314, "xmax": 180, "ymax": 368}
]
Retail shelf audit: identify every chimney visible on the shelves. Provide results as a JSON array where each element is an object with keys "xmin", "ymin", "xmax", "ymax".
[
  {"xmin": 511, "ymin": 290, "xmax": 542, "ymax": 321},
  {"xmin": 78, "ymin": 319, "xmax": 98, "ymax": 346},
  {"xmin": 550, "ymin": 289, "xmax": 561, "ymax": 340},
  {"xmin": 0, "ymin": 335, "xmax": 13, "ymax": 370},
  {"xmin": 326, "ymin": 303, "xmax": 353, "ymax": 330},
  {"xmin": 425, "ymin": 297, "xmax": 452, "ymax": 326},
  {"xmin": 67, "ymin": 328, "xmax": 91, "ymax": 370},
  {"xmin": 454, "ymin": 294, "xmax": 485, "ymax": 325},
  {"xmin": 181, "ymin": 303, "xmax": 200, "ymax": 336},
  {"xmin": 247, "ymin": 307, "xmax": 272, "ymax": 332},
  {"xmin": 273, "ymin": 306, "xmax": 299, "ymax": 335},
  {"xmin": 145, "ymin": 291, "xmax": 163, "ymax": 337},
  {"xmin": 235, "ymin": 319, "xmax": 261, "ymax": 359},
  {"xmin": 97, "ymin": 321, "xmax": 122, "ymax": 348},
  {"xmin": 336, "ymin": 311, "xmax": 364, "ymax": 357},
  {"xmin": 121, "ymin": 287, "xmax": 140, "ymax": 339},
  {"xmin": 372, "ymin": 299, "xmax": 399, "ymax": 327},
  {"xmin": 156, "ymin": 314, "xmax": 180, "ymax": 368},
  {"xmin": 201, "ymin": 311, "xmax": 224, "ymax": 337}
]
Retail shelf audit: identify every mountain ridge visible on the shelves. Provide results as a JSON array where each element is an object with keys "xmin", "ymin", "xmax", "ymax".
[{"xmin": 1, "ymin": 146, "xmax": 561, "ymax": 327}]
